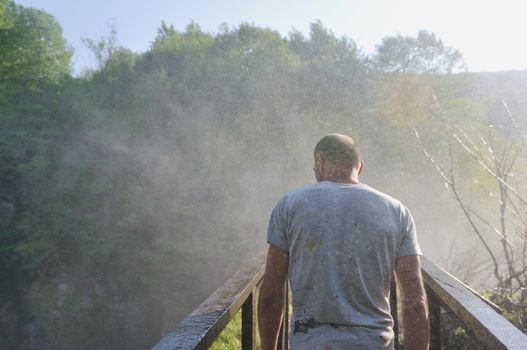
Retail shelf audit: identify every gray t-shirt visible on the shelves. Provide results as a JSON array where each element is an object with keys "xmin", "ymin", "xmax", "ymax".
[{"xmin": 267, "ymin": 181, "xmax": 422, "ymax": 348}]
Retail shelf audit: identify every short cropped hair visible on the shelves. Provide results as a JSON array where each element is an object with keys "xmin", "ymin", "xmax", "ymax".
[{"xmin": 314, "ymin": 134, "xmax": 361, "ymax": 168}]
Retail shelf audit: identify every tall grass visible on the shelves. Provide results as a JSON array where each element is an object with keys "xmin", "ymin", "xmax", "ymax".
[{"xmin": 210, "ymin": 310, "xmax": 261, "ymax": 349}]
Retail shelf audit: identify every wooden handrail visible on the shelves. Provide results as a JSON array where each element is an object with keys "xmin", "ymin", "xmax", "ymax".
[
  {"xmin": 151, "ymin": 254, "xmax": 527, "ymax": 350},
  {"xmin": 152, "ymin": 252, "xmax": 267, "ymax": 350},
  {"xmin": 421, "ymin": 256, "xmax": 527, "ymax": 350}
]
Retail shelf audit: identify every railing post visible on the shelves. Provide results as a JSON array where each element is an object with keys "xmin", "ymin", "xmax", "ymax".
[
  {"xmin": 277, "ymin": 282, "xmax": 289, "ymax": 350},
  {"xmin": 390, "ymin": 277, "xmax": 399, "ymax": 350},
  {"xmin": 242, "ymin": 290, "xmax": 257, "ymax": 350},
  {"xmin": 426, "ymin": 286, "xmax": 441, "ymax": 350},
  {"xmin": 284, "ymin": 282, "xmax": 289, "ymax": 349}
]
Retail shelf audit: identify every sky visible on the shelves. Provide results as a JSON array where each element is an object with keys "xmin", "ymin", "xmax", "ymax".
[{"xmin": 15, "ymin": 0, "xmax": 527, "ymax": 74}]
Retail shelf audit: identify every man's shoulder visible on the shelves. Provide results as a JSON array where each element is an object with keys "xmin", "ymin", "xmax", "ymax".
[
  {"xmin": 362, "ymin": 184, "xmax": 403, "ymax": 203},
  {"xmin": 274, "ymin": 183, "xmax": 318, "ymax": 206},
  {"xmin": 362, "ymin": 185, "xmax": 414, "ymax": 215},
  {"xmin": 284, "ymin": 183, "xmax": 319, "ymax": 197}
]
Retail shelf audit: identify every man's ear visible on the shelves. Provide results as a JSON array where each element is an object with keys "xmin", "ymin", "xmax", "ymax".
[
  {"xmin": 358, "ymin": 160, "xmax": 364, "ymax": 175},
  {"xmin": 314, "ymin": 152, "xmax": 324, "ymax": 169}
]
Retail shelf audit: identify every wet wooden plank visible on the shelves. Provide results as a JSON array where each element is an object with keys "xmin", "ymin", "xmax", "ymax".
[
  {"xmin": 151, "ymin": 252, "xmax": 266, "ymax": 350},
  {"xmin": 421, "ymin": 256, "xmax": 527, "ymax": 350}
]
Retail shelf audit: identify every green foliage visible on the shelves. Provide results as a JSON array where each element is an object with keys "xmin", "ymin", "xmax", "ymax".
[
  {"xmin": 0, "ymin": 11, "xmax": 375, "ymax": 347},
  {"xmin": 0, "ymin": 0, "xmax": 71, "ymax": 94},
  {"xmin": 443, "ymin": 326, "xmax": 475, "ymax": 349},
  {"xmin": 482, "ymin": 289, "xmax": 527, "ymax": 333},
  {"xmin": 290, "ymin": 20, "xmax": 360, "ymax": 64},
  {"xmin": 373, "ymin": 30, "xmax": 465, "ymax": 74},
  {"xmin": 0, "ymin": 0, "xmax": 12, "ymax": 29},
  {"xmin": 210, "ymin": 311, "xmax": 243, "ymax": 349},
  {"xmin": 209, "ymin": 310, "xmax": 262, "ymax": 350},
  {"xmin": 81, "ymin": 20, "xmax": 122, "ymax": 70}
]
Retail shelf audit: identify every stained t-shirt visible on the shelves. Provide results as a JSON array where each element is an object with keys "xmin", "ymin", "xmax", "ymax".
[{"xmin": 267, "ymin": 181, "xmax": 422, "ymax": 349}]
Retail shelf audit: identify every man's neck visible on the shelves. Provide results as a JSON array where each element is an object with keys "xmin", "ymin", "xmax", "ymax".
[{"xmin": 321, "ymin": 175, "xmax": 360, "ymax": 184}]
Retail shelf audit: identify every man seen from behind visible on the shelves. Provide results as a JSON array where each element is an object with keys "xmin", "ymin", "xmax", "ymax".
[{"xmin": 258, "ymin": 134, "xmax": 429, "ymax": 350}]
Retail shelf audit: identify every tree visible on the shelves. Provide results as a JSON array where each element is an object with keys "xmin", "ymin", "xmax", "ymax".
[
  {"xmin": 289, "ymin": 20, "xmax": 360, "ymax": 63},
  {"xmin": 414, "ymin": 94, "xmax": 527, "ymax": 332},
  {"xmin": 0, "ymin": 3, "xmax": 74, "ymax": 347},
  {"xmin": 377, "ymin": 74, "xmax": 434, "ymax": 127},
  {"xmin": 372, "ymin": 30, "xmax": 465, "ymax": 74},
  {"xmin": 81, "ymin": 20, "xmax": 121, "ymax": 70},
  {"xmin": 0, "ymin": 0, "xmax": 12, "ymax": 28},
  {"xmin": 0, "ymin": 0, "xmax": 71, "ymax": 91}
]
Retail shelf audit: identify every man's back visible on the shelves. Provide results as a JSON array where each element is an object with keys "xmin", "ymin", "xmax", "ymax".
[{"xmin": 267, "ymin": 181, "xmax": 421, "ymax": 348}]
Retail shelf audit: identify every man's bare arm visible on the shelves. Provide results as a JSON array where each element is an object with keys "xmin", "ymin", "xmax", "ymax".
[
  {"xmin": 395, "ymin": 255, "xmax": 430, "ymax": 350},
  {"xmin": 258, "ymin": 244, "xmax": 289, "ymax": 350}
]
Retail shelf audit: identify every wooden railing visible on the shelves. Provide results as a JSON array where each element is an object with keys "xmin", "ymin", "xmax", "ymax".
[
  {"xmin": 152, "ymin": 253, "xmax": 527, "ymax": 350},
  {"xmin": 421, "ymin": 257, "xmax": 527, "ymax": 350}
]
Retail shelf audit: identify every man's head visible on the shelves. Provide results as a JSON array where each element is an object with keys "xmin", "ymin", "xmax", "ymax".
[{"xmin": 313, "ymin": 134, "xmax": 362, "ymax": 183}]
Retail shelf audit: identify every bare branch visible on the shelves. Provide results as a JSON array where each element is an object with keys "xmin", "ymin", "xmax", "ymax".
[
  {"xmin": 413, "ymin": 126, "xmax": 502, "ymax": 283},
  {"xmin": 413, "ymin": 128, "xmax": 450, "ymax": 184},
  {"xmin": 450, "ymin": 129, "xmax": 527, "ymax": 206}
]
